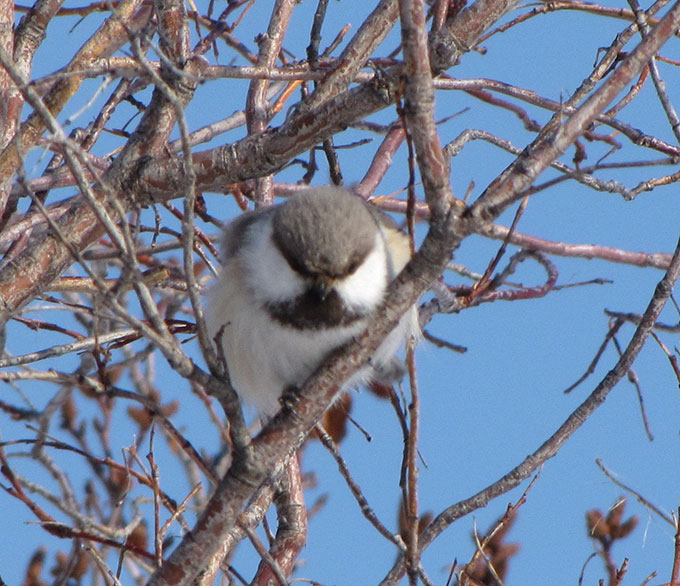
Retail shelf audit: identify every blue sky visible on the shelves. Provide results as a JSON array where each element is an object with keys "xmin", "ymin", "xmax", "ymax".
[{"xmin": 1, "ymin": 0, "xmax": 680, "ymax": 584}]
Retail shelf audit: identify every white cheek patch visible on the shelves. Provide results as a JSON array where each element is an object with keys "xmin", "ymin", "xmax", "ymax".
[
  {"xmin": 242, "ymin": 218, "xmax": 306, "ymax": 303},
  {"xmin": 334, "ymin": 234, "xmax": 388, "ymax": 311}
]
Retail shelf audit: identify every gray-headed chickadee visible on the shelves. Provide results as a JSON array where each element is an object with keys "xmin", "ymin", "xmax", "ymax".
[{"xmin": 207, "ymin": 186, "xmax": 419, "ymax": 415}]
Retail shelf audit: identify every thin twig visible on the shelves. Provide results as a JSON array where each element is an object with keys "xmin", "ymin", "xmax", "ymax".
[{"xmin": 595, "ymin": 459, "xmax": 675, "ymax": 526}]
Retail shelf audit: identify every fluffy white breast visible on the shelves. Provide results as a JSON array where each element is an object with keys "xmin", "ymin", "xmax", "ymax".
[{"xmin": 207, "ymin": 258, "xmax": 368, "ymax": 415}]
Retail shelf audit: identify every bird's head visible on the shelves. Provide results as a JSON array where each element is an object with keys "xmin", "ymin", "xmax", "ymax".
[{"xmin": 260, "ymin": 187, "xmax": 392, "ymax": 328}]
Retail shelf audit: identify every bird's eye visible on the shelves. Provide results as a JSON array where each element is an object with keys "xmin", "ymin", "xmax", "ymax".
[
  {"xmin": 347, "ymin": 259, "xmax": 360, "ymax": 274},
  {"xmin": 284, "ymin": 253, "xmax": 309, "ymax": 277}
]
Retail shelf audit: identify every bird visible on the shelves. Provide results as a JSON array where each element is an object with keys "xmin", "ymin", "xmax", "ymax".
[{"xmin": 206, "ymin": 186, "xmax": 419, "ymax": 416}]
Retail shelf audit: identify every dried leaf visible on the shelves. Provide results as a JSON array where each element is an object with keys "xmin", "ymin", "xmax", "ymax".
[
  {"xmin": 606, "ymin": 499, "xmax": 626, "ymax": 528},
  {"xmin": 586, "ymin": 509, "xmax": 609, "ymax": 539},
  {"xmin": 60, "ymin": 393, "xmax": 78, "ymax": 430},
  {"xmin": 161, "ymin": 399, "xmax": 180, "ymax": 419},
  {"xmin": 126, "ymin": 521, "xmax": 149, "ymax": 551},
  {"xmin": 110, "ymin": 466, "xmax": 132, "ymax": 495},
  {"xmin": 614, "ymin": 515, "xmax": 638, "ymax": 539},
  {"xmin": 22, "ymin": 547, "xmax": 47, "ymax": 586},
  {"xmin": 51, "ymin": 549, "xmax": 88, "ymax": 579},
  {"xmin": 128, "ymin": 405, "xmax": 153, "ymax": 430},
  {"xmin": 319, "ymin": 393, "xmax": 352, "ymax": 443}
]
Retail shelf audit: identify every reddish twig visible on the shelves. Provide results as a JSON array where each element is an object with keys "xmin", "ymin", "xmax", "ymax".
[{"xmin": 670, "ymin": 508, "xmax": 680, "ymax": 586}]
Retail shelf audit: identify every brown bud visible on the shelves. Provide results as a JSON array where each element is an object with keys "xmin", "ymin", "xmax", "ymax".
[
  {"xmin": 586, "ymin": 509, "xmax": 609, "ymax": 540},
  {"xmin": 126, "ymin": 521, "xmax": 149, "ymax": 551},
  {"xmin": 161, "ymin": 399, "xmax": 180, "ymax": 419},
  {"xmin": 398, "ymin": 500, "xmax": 434, "ymax": 541},
  {"xmin": 418, "ymin": 511, "xmax": 434, "ymax": 536},
  {"xmin": 60, "ymin": 394, "xmax": 78, "ymax": 430},
  {"xmin": 128, "ymin": 406, "xmax": 153, "ymax": 431},
  {"xmin": 148, "ymin": 387, "xmax": 161, "ymax": 404},
  {"xmin": 320, "ymin": 393, "xmax": 352, "ymax": 444},
  {"xmin": 613, "ymin": 515, "xmax": 639, "ymax": 539},
  {"xmin": 109, "ymin": 466, "xmax": 132, "ymax": 494},
  {"xmin": 105, "ymin": 364, "xmax": 124, "ymax": 385},
  {"xmin": 50, "ymin": 549, "xmax": 88, "ymax": 579},
  {"xmin": 51, "ymin": 552, "xmax": 68, "ymax": 577},
  {"xmin": 71, "ymin": 549, "xmax": 89, "ymax": 579},
  {"xmin": 22, "ymin": 547, "xmax": 47, "ymax": 586},
  {"xmin": 606, "ymin": 499, "xmax": 626, "ymax": 529}
]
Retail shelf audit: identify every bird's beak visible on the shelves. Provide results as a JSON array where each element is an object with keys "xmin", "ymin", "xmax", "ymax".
[{"xmin": 311, "ymin": 276, "xmax": 334, "ymax": 301}]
